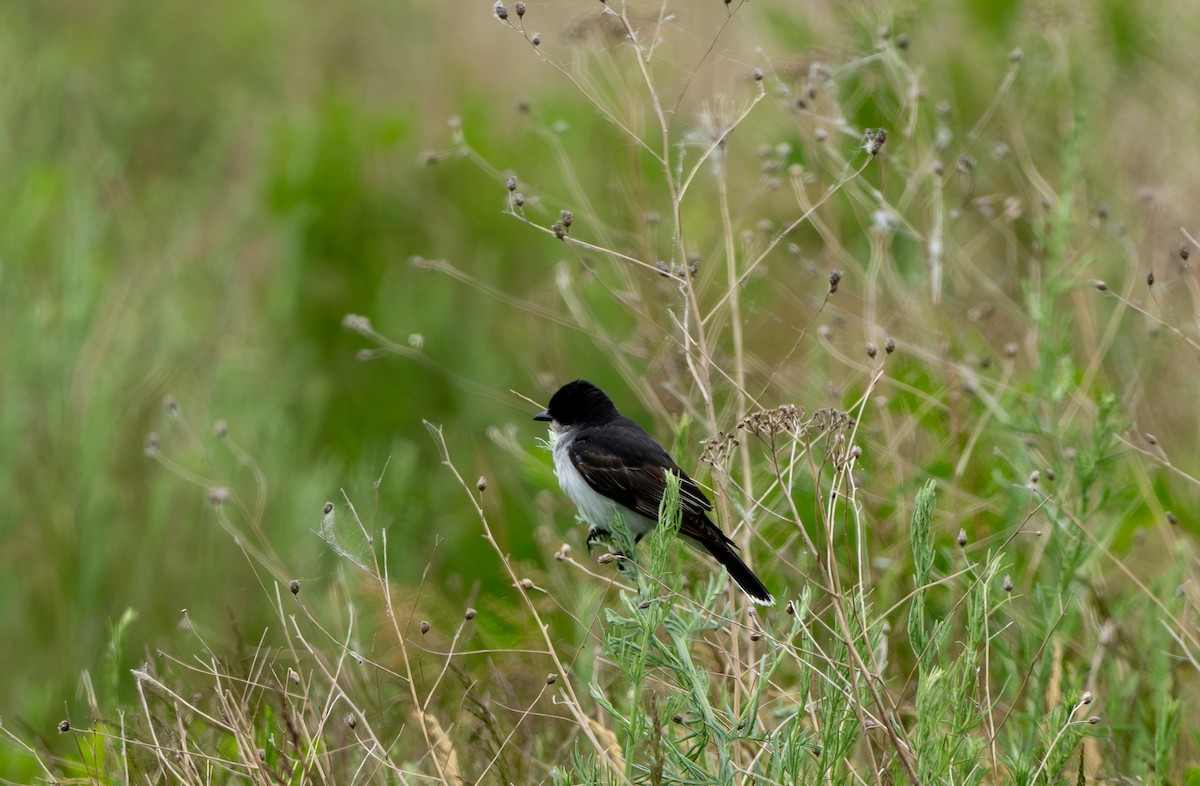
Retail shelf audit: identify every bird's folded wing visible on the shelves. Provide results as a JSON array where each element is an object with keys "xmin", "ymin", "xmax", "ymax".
[{"xmin": 568, "ymin": 437, "xmax": 717, "ymax": 527}]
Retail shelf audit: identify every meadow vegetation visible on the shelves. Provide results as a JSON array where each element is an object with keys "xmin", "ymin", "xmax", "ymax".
[{"xmin": 3, "ymin": 0, "xmax": 1200, "ymax": 783}]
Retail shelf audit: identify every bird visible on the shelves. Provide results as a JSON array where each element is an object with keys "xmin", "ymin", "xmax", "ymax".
[{"xmin": 533, "ymin": 379, "xmax": 773, "ymax": 605}]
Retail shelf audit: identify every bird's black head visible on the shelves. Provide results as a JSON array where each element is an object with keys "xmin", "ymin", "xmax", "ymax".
[{"xmin": 533, "ymin": 379, "xmax": 620, "ymax": 427}]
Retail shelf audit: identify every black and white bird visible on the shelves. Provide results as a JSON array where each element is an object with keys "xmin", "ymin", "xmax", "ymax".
[{"xmin": 534, "ymin": 379, "xmax": 773, "ymax": 605}]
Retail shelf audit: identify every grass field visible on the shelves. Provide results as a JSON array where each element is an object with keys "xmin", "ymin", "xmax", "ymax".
[{"xmin": 3, "ymin": 0, "xmax": 1200, "ymax": 782}]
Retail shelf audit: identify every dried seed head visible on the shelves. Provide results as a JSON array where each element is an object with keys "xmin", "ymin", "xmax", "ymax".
[
  {"xmin": 1003, "ymin": 575, "xmax": 1013, "ymax": 593},
  {"xmin": 560, "ymin": 209, "xmax": 573, "ymax": 228},
  {"xmin": 752, "ymin": 67, "xmax": 764, "ymax": 82},
  {"xmin": 464, "ymin": 607, "xmax": 477, "ymax": 621},
  {"xmin": 214, "ymin": 420, "xmax": 228, "ymax": 438},
  {"xmin": 884, "ymin": 337, "xmax": 896, "ymax": 354},
  {"xmin": 1029, "ymin": 470, "xmax": 1040, "ymax": 484},
  {"xmin": 144, "ymin": 431, "xmax": 160, "ymax": 456},
  {"xmin": 829, "ymin": 269, "xmax": 842, "ymax": 293},
  {"xmin": 1090, "ymin": 279, "xmax": 1108, "ymax": 291},
  {"xmin": 346, "ymin": 713, "xmax": 357, "ymax": 729},
  {"xmin": 552, "ymin": 223, "xmax": 565, "ymax": 240},
  {"xmin": 546, "ymin": 673, "xmax": 557, "ymax": 684},
  {"xmin": 515, "ymin": 1, "xmax": 525, "ymax": 16},
  {"xmin": 342, "ymin": 313, "xmax": 372, "ymax": 332},
  {"xmin": 750, "ymin": 630, "xmax": 763, "ymax": 641},
  {"xmin": 420, "ymin": 620, "xmax": 431, "ymax": 635},
  {"xmin": 554, "ymin": 543, "xmax": 571, "ymax": 560},
  {"xmin": 323, "ymin": 501, "xmax": 334, "ymax": 515},
  {"xmin": 1167, "ymin": 511, "xmax": 1179, "ymax": 525},
  {"xmin": 1147, "ymin": 271, "xmax": 1155, "ymax": 286},
  {"xmin": 506, "ymin": 175, "xmax": 517, "ymax": 191},
  {"xmin": 477, "ymin": 476, "xmax": 488, "ymax": 491},
  {"xmin": 1087, "ymin": 715, "xmax": 1101, "ymax": 725},
  {"xmin": 637, "ymin": 599, "xmax": 652, "ymax": 610},
  {"xmin": 597, "ymin": 552, "xmax": 617, "ymax": 564},
  {"xmin": 207, "ymin": 487, "xmax": 230, "ymax": 507},
  {"xmin": 289, "ymin": 579, "xmax": 301, "ymax": 595},
  {"xmin": 288, "ymin": 668, "xmax": 300, "ymax": 684},
  {"xmin": 519, "ymin": 578, "xmax": 534, "ymax": 589},
  {"xmin": 1045, "ymin": 468, "xmax": 1056, "ymax": 481},
  {"xmin": 1009, "ymin": 47, "xmax": 1023, "ymax": 62},
  {"xmin": 1181, "ymin": 245, "xmax": 1192, "ymax": 261},
  {"xmin": 493, "ymin": 1, "xmax": 508, "ymax": 20},
  {"xmin": 1144, "ymin": 433, "xmax": 1158, "ymax": 446},
  {"xmin": 1003, "ymin": 341, "xmax": 1019, "ymax": 358},
  {"xmin": 512, "ymin": 192, "xmax": 525, "ymax": 207},
  {"xmin": 896, "ymin": 33, "xmax": 909, "ymax": 49},
  {"xmin": 863, "ymin": 128, "xmax": 887, "ymax": 156},
  {"xmin": 866, "ymin": 343, "xmax": 878, "ymax": 358},
  {"xmin": 164, "ymin": 394, "xmax": 179, "ymax": 416},
  {"xmin": 1081, "ymin": 691, "xmax": 1094, "ymax": 705},
  {"xmin": 530, "ymin": 32, "xmax": 541, "ymax": 46},
  {"xmin": 786, "ymin": 600, "xmax": 796, "ymax": 615},
  {"xmin": 58, "ymin": 720, "xmax": 70, "ymax": 733},
  {"xmin": 956, "ymin": 528, "xmax": 968, "ymax": 547}
]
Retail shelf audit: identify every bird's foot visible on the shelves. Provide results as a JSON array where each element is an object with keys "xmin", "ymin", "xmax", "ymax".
[{"xmin": 585, "ymin": 526, "xmax": 611, "ymax": 554}]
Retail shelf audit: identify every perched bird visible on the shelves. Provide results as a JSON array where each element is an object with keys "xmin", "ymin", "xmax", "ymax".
[{"xmin": 534, "ymin": 379, "xmax": 773, "ymax": 605}]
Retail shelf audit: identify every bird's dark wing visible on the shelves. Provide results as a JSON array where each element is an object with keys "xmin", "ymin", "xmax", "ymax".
[
  {"xmin": 570, "ymin": 419, "xmax": 771, "ymax": 605},
  {"xmin": 568, "ymin": 419, "xmax": 725, "ymax": 541}
]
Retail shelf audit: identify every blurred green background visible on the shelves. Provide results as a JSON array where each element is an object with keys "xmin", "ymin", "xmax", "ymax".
[{"xmin": 3, "ymin": 0, "xmax": 1199, "ymax": 773}]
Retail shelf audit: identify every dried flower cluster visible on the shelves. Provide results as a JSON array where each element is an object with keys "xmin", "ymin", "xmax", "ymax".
[{"xmin": 701, "ymin": 405, "xmax": 854, "ymax": 466}]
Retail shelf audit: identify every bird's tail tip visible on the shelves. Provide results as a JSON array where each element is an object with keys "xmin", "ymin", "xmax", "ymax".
[{"xmin": 747, "ymin": 592, "xmax": 776, "ymax": 607}]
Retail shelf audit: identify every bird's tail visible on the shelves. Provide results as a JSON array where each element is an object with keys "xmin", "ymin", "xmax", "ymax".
[{"xmin": 704, "ymin": 539, "xmax": 774, "ymax": 606}]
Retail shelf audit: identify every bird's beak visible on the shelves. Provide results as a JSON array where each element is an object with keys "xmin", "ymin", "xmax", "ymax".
[{"xmin": 532, "ymin": 410, "xmax": 552, "ymax": 422}]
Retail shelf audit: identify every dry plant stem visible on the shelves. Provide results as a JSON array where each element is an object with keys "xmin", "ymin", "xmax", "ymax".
[
  {"xmin": 842, "ymin": 374, "xmax": 882, "ymax": 626},
  {"xmin": 795, "ymin": 408, "xmax": 921, "ymax": 783},
  {"xmin": 864, "ymin": 214, "xmax": 888, "ymax": 337},
  {"xmin": 560, "ymin": 554, "xmax": 636, "ymax": 591},
  {"xmin": 347, "ymin": 319, "xmax": 511, "ymax": 405},
  {"xmin": 703, "ymin": 156, "xmax": 874, "ymax": 324},
  {"xmin": 555, "ymin": 266, "xmax": 671, "ymax": 423},
  {"xmin": 421, "ymin": 617, "xmax": 470, "ymax": 714},
  {"xmin": 135, "ymin": 675, "xmax": 198, "ymax": 782},
  {"xmin": 955, "ymin": 361, "xmax": 1016, "ymax": 478},
  {"xmin": 286, "ymin": 614, "xmax": 407, "ymax": 779},
  {"xmin": 1102, "ymin": 287, "xmax": 1200, "ymax": 363},
  {"xmin": 677, "ymin": 87, "xmax": 766, "ymax": 200},
  {"xmin": 716, "ymin": 158, "xmax": 752, "ymax": 501},
  {"xmin": 1028, "ymin": 698, "xmax": 1090, "ymax": 786},
  {"xmin": 506, "ymin": 21, "xmax": 657, "ymax": 161},
  {"xmin": 475, "ymin": 682, "xmax": 554, "ymax": 785},
  {"xmin": 760, "ymin": 390, "xmax": 918, "ymax": 779},
  {"xmin": 410, "ymin": 257, "xmax": 593, "ymax": 332},
  {"xmin": 1034, "ymin": 485, "xmax": 1200, "ymax": 653},
  {"xmin": 928, "ymin": 171, "xmax": 946, "ymax": 304},
  {"xmin": 336, "ymin": 487, "xmax": 447, "ymax": 786},
  {"xmin": 0, "ymin": 724, "xmax": 56, "ymax": 783},
  {"xmin": 965, "ymin": 63, "xmax": 1020, "ymax": 149},
  {"xmin": 600, "ymin": 4, "xmax": 727, "ymax": 469},
  {"xmin": 426, "ymin": 421, "xmax": 631, "ymax": 784}
]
